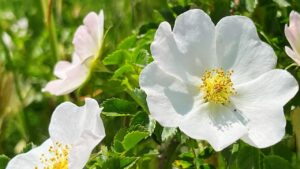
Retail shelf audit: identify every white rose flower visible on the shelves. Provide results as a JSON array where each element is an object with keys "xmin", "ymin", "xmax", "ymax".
[
  {"xmin": 43, "ymin": 11, "xmax": 104, "ymax": 96},
  {"xmin": 6, "ymin": 98, "xmax": 105, "ymax": 169},
  {"xmin": 139, "ymin": 9, "xmax": 299, "ymax": 151},
  {"xmin": 285, "ymin": 11, "xmax": 300, "ymax": 65}
]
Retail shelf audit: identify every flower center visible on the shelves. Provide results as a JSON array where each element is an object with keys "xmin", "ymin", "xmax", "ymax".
[
  {"xmin": 200, "ymin": 68, "xmax": 236, "ymax": 104},
  {"xmin": 35, "ymin": 142, "xmax": 70, "ymax": 169}
]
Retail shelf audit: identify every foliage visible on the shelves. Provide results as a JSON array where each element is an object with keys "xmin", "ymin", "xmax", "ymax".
[{"xmin": 0, "ymin": 0, "xmax": 300, "ymax": 168}]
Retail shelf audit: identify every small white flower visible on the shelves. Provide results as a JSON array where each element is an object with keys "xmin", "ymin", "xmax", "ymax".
[
  {"xmin": 285, "ymin": 11, "xmax": 300, "ymax": 65},
  {"xmin": 11, "ymin": 17, "xmax": 28, "ymax": 37},
  {"xmin": 140, "ymin": 9, "xmax": 299, "ymax": 151},
  {"xmin": 73, "ymin": 10, "xmax": 104, "ymax": 63},
  {"xmin": 42, "ymin": 53, "xmax": 89, "ymax": 96},
  {"xmin": 43, "ymin": 11, "xmax": 104, "ymax": 96},
  {"xmin": 2, "ymin": 32, "xmax": 14, "ymax": 50},
  {"xmin": 6, "ymin": 98, "xmax": 105, "ymax": 169}
]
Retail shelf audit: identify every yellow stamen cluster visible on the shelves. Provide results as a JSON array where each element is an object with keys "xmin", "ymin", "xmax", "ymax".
[
  {"xmin": 35, "ymin": 142, "xmax": 70, "ymax": 169},
  {"xmin": 200, "ymin": 68, "xmax": 236, "ymax": 104}
]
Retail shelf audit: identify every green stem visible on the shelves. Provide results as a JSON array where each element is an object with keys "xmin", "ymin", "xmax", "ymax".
[
  {"xmin": 258, "ymin": 149, "xmax": 261, "ymax": 169},
  {"xmin": 0, "ymin": 30, "xmax": 28, "ymax": 141},
  {"xmin": 40, "ymin": 0, "xmax": 59, "ymax": 63},
  {"xmin": 160, "ymin": 139, "xmax": 180, "ymax": 169},
  {"xmin": 0, "ymin": 32, "xmax": 24, "ymax": 107},
  {"xmin": 76, "ymin": 49, "xmax": 105, "ymax": 99},
  {"xmin": 187, "ymin": 138, "xmax": 200, "ymax": 169},
  {"xmin": 285, "ymin": 63, "xmax": 298, "ymax": 70},
  {"xmin": 218, "ymin": 151, "xmax": 226, "ymax": 169},
  {"xmin": 49, "ymin": 16, "xmax": 59, "ymax": 62},
  {"xmin": 192, "ymin": 146, "xmax": 200, "ymax": 169}
]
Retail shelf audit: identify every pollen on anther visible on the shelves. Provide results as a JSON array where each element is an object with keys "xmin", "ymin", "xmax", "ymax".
[
  {"xmin": 36, "ymin": 142, "xmax": 70, "ymax": 169},
  {"xmin": 200, "ymin": 68, "xmax": 236, "ymax": 104}
]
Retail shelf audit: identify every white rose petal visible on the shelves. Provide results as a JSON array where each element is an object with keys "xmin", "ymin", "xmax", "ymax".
[
  {"xmin": 232, "ymin": 69, "xmax": 298, "ymax": 148},
  {"xmin": 285, "ymin": 11, "xmax": 300, "ymax": 65},
  {"xmin": 42, "ymin": 62, "xmax": 88, "ymax": 96},
  {"xmin": 180, "ymin": 103, "xmax": 248, "ymax": 151},
  {"xmin": 151, "ymin": 9, "xmax": 215, "ymax": 84},
  {"xmin": 83, "ymin": 10, "xmax": 104, "ymax": 49},
  {"xmin": 140, "ymin": 62, "xmax": 200, "ymax": 127},
  {"xmin": 73, "ymin": 11, "xmax": 104, "ymax": 63},
  {"xmin": 215, "ymin": 16, "xmax": 277, "ymax": 85}
]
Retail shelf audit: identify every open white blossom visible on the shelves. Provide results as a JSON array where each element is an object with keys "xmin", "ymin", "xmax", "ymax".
[
  {"xmin": 6, "ymin": 98, "xmax": 105, "ymax": 169},
  {"xmin": 139, "ymin": 9, "xmax": 299, "ymax": 151},
  {"xmin": 43, "ymin": 11, "xmax": 104, "ymax": 96},
  {"xmin": 285, "ymin": 11, "xmax": 300, "ymax": 65}
]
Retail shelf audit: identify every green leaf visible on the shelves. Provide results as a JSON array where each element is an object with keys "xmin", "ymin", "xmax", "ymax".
[
  {"xmin": 101, "ymin": 157, "xmax": 120, "ymax": 169},
  {"xmin": 103, "ymin": 50, "xmax": 130, "ymax": 66},
  {"xmin": 118, "ymin": 35, "xmax": 137, "ymax": 50},
  {"xmin": 130, "ymin": 112, "xmax": 156, "ymax": 135},
  {"xmin": 161, "ymin": 127, "xmax": 177, "ymax": 141},
  {"xmin": 115, "ymin": 128, "xmax": 127, "ymax": 142},
  {"xmin": 147, "ymin": 116, "xmax": 156, "ymax": 135},
  {"xmin": 245, "ymin": 0, "xmax": 258, "ymax": 13},
  {"xmin": 0, "ymin": 155, "xmax": 10, "ymax": 169},
  {"xmin": 127, "ymin": 88, "xmax": 148, "ymax": 113},
  {"xmin": 173, "ymin": 160, "xmax": 193, "ymax": 169},
  {"xmin": 237, "ymin": 146, "xmax": 259, "ymax": 169},
  {"xmin": 272, "ymin": 141, "xmax": 294, "ymax": 162},
  {"xmin": 113, "ymin": 128, "xmax": 127, "ymax": 153},
  {"xmin": 130, "ymin": 111, "xmax": 149, "ymax": 126},
  {"xmin": 136, "ymin": 30, "xmax": 155, "ymax": 48},
  {"xmin": 199, "ymin": 147, "xmax": 214, "ymax": 159},
  {"xmin": 114, "ymin": 140, "xmax": 125, "ymax": 153},
  {"xmin": 132, "ymin": 49, "xmax": 151, "ymax": 66},
  {"xmin": 178, "ymin": 152, "xmax": 194, "ymax": 159},
  {"xmin": 102, "ymin": 98, "xmax": 136, "ymax": 114},
  {"xmin": 112, "ymin": 64, "xmax": 135, "ymax": 79},
  {"xmin": 22, "ymin": 142, "xmax": 36, "ymax": 153},
  {"xmin": 152, "ymin": 10, "xmax": 165, "ymax": 24},
  {"xmin": 264, "ymin": 155, "xmax": 292, "ymax": 169},
  {"xmin": 120, "ymin": 157, "xmax": 139, "ymax": 168},
  {"xmin": 122, "ymin": 131, "xmax": 149, "ymax": 151}
]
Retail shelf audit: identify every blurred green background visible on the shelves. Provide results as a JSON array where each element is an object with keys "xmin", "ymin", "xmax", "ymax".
[
  {"xmin": 1, "ymin": 0, "xmax": 300, "ymax": 168},
  {"xmin": 0, "ymin": 0, "xmax": 170, "ymax": 156}
]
